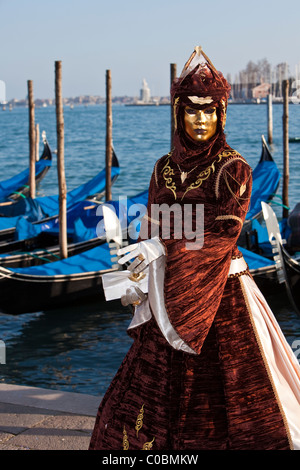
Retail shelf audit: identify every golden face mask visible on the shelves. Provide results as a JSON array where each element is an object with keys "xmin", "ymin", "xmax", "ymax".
[{"xmin": 183, "ymin": 105, "xmax": 218, "ymax": 142}]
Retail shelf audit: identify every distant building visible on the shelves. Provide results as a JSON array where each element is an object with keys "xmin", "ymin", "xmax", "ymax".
[
  {"xmin": 140, "ymin": 78, "xmax": 151, "ymax": 103},
  {"xmin": 0, "ymin": 80, "xmax": 6, "ymax": 103},
  {"xmin": 252, "ymin": 82, "xmax": 271, "ymax": 99}
]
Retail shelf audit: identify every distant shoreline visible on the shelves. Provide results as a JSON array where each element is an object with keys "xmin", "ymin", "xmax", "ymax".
[{"xmin": 1, "ymin": 98, "xmax": 297, "ymax": 110}]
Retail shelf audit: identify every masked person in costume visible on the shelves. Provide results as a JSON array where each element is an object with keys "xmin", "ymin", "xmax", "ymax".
[{"xmin": 89, "ymin": 47, "xmax": 300, "ymax": 450}]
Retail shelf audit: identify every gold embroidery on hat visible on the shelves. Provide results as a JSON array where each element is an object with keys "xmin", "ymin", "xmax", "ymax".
[{"xmin": 188, "ymin": 95, "xmax": 213, "ymax": 105}]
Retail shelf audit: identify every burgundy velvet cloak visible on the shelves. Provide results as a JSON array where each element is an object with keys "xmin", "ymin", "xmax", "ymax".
[{"xmin": 89, "ymin": 144, "xmax": 294, "ymax": 450}]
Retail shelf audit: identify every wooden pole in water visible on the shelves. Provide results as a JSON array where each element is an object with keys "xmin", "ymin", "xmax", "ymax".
[
  {"xmin": 170, "ymin": 63, "xmax": 177, "ymax": 150},
  {"xmin": 282, "ymin": 79, "xmax": 289, "ymax": 219},
  {"xmin": 267, "ymin": 93, "xmax": 273, "ymax": 144},
  {"xmin": 55, "ymin": 60, "xmax": 68, "ymax": 259},
  {"xmin": 105, "ymin": 69, "xmax": 112, "ymax": 202},
  {"xmin": 28, "ymin": 80, "xmax": 36, "ymax": 198},
  {"xmin": 35, "ymin": 123, "xmax": 40, "ymax": 160}
]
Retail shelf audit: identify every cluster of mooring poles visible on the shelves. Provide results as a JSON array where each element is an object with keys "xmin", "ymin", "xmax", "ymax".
[
  {"xmin": 26, "ymin": 62, "xmax": 290, "ymax": 258},
  {"xmin": 26, "ymin": 63, "xmax": 115, "ymax": 260}
]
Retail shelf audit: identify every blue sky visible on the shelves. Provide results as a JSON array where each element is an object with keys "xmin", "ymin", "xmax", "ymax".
[{"xmin": 0, "ymin": 0, "xmax": 299, "ymax": 100}]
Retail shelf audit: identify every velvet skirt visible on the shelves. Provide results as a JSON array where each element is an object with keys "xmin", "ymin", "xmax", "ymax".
[{"xmin": 89, "ymin": 274, "xmax": 299, "ymax": 450}]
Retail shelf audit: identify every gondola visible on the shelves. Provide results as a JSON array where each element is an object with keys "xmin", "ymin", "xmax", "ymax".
[
  {"xmin": 0, "ymin": 149, "xmax": 120, "ymax": 244},
  {"xmin": 0, "ymin": 190, "xmax": 149, "ymax": 268},
  {"xmin": 0, "ymin": 243, "xmax": 115, "ymax": 314},
  {"xmin": 239, "ymin": 244, "xmax": 278, "ymax": 292},
  {"xmin": 237, "ymin": 195, "xmax": 300, "ymax": 317},
  {"xmin": 0, "ymin": 132, "xmax": 52, "ymax": 203},
  {"xmin": 238, "ymin": 135, "xmax": 281, "ymax": 247},
  {"xmin": 0, "ymin": 190, "xmax": 148, "ymax": 314},
  {"xmin": 281, "ymin": 247, "xmax": 300, "ymax": 315},
  {"xmin": 261, "ymin": 202, "xmax": 300, "ymax": 317},
  {"xmin": 245, "ymin": 134, "xmax": 280, "ymax": 221}
]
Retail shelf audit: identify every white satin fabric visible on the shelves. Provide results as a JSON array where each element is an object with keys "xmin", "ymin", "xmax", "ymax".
[
  {"xmin": 102, "ymin": 268, "xmax": 149, "ymax": 301},
  {"xmin": 240, "ymin": 275, "xmax": 300, "ymax": 450},
  {"xmin": 129, "ymin": 255, "xmax": 196, "ymax": 354}
]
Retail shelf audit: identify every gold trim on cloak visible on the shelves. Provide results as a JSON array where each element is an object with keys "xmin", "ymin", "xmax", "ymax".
[
  {"xmin": 122, "ymin": 403, "xmax": 155, "ymax": 450},
  {"xmin": 161, "ymin": 149, "xmax": 238, "ymax": 201}
]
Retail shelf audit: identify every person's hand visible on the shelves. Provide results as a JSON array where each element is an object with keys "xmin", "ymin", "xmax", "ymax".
[
  {"xmin": 117, "ymin": 237, "xmax": 165, "ymax": 274},
  {"xmin": 121, "ymin": 286, "xmax": 147, "ymax": 307}
]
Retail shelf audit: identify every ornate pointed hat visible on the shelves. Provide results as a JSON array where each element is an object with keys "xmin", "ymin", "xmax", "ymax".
[{"xmin": 171, "ymin": 46, "xmax": 231, "ymax": 110}]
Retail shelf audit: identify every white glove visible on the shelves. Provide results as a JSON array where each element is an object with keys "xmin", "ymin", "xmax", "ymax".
[
  {"xmin": 121, "ymin": 286, "xmax": 148, "ymax": 307},
  {"xmin": 118, "ymin": 237, "xmax": 165, "ymax": 274}
]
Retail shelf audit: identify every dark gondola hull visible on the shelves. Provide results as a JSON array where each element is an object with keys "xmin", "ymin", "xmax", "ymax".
[
  {"xmin": 0, "ymin": 267, "xmax": 112, "ymax": 315},
  {"xmin": 281, "ymin": 247, "xmax": 300, "ymax": 316},
  {"xmin": 261, "ymin": 202, "xmax": 300, "ymax": 318}
]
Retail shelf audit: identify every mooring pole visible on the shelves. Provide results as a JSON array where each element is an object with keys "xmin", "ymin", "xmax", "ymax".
[
  {"xmin": 35, "ymin": 123, "xmax": 40, "ymax": 161},
  {"xmin": 28, "ymin": 80, "xmax": 36, "ymax": 198},
  {"xmin": 170, "ymin": 63, "xmax": 177, "ymax": 150},
  {"xmin": 267, "ymin": 93, "xmax": 273, "ymax": 144},
  {"xmin": 55, "ymin": 60, "xmax": 68, "ymax": 259},
  {"xmin": 105, "ymin": 69, "xmax": 113, "ymax": 202},
  {"xmin": 282, "ymin": 79, "xmax": 289, "ymax": 220}
]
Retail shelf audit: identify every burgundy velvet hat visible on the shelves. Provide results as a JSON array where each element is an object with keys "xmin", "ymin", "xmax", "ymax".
[{"xmin": 171, "ymin": 46, "xmax": 231, "ymax": 111}]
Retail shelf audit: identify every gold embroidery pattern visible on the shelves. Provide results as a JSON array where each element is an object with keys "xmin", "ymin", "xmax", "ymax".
[
  {"xmin": 123, "ymin": 426, "xmax": 129, "ymax": 450},
  {"xmin": 161, "ymin": 149, "xmax": 234, "ymax": 201},
  {"xmin": 223, "ymin": 170, "xmax": 252, "ymax": 213},
  {"xmin": 240, "ymin": 183, "xmax": 247, "ymax": 196},
  {"xmin": 214, "ymin": 155, "xmax": 251, "ymax": 199},
  {"xmin": 122, "ymin": 404, "xmax": 155, "ymax": 450},
  {"xmin": 135, "ymin": 404, "xmax": 144, "ymax": 437},
  {"xmin": 162, "ymin": 156, "xmax": 177, "ymax": 199},
  {"xmin": 142, "ymin": 437, "xmax": 155, "ymax": 450},
  {"xmin": 228, "ymin": 268, "xmax": 249, "ymax": 279},
  {"xmin": 215, "ymin": 214, "xmax": 243, "ymax": 225},
  {"xmin": 182, "ymin": 152, "xmax": 225, "ymax": 200}
]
